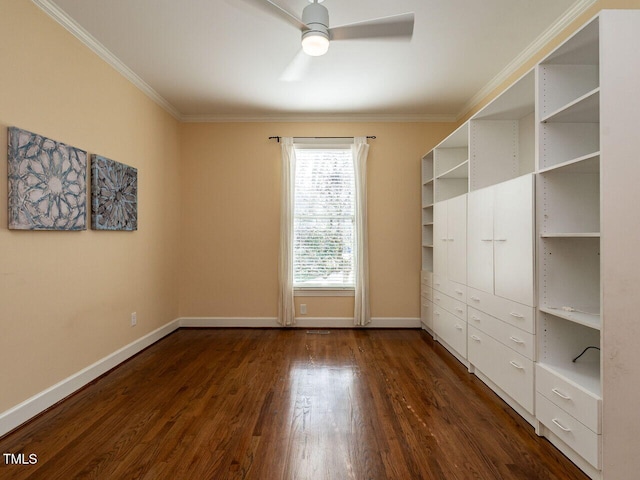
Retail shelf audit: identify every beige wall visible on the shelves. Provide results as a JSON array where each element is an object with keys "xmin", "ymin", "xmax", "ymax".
[
  {"xmin": 178, "ymin": 122, "xmax": 453, "ymax": 319},
  {"xmin": 0, "ymin": 1, "xmax": 181, "ymax": 412}
]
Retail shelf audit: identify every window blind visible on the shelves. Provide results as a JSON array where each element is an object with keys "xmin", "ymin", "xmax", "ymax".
[{"xmin": 293, "ymin": 147, "xmax": 355, "ymax": 288}]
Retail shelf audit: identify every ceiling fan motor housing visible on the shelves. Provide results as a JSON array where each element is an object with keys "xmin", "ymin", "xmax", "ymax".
[{"xmin": 301, "ymin": 2, "xmax": 330, "ymax": 42}]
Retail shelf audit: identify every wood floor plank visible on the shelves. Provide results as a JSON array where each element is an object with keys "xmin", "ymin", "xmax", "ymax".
[{"xmin": 0, "ymin": 329, "xmax": 588, "ymax": 479}]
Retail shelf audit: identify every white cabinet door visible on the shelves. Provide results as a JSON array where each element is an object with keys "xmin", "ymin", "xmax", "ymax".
[
  {"xmin": 467, "ymin": 187, "xmax": 494, "ymax": 294},
  {"xmin": 433, "ymin": 201, "xmax": 448, "ymax": 277},
  {"xmin": 447, "ymin": 194, "xmax": 467, "ymax": 285},
  {"xmin": 494, "ymin": 174, "xmax": 535, "ymax": 306}
]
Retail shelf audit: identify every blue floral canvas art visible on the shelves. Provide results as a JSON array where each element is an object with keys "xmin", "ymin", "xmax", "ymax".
[
  {"xmin": 7, "ymin": 127, "xmax": 87, "ymax": 230},
  {"xmin": 91, "ymin": 155, "xmax": 137, "ymax": 231}
]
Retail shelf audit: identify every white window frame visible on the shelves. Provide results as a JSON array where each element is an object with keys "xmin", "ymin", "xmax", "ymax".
[{"xmin": 292, "ymin": 140, "xmax": 356, "ymax": 297}]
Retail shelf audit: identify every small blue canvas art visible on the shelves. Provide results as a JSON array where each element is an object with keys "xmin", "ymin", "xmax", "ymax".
[
  {"xmin": 7, "ymin": 127, "xmax": 87, "ymax": 230},
  {"xmin": 91, "ymin": 155, "xmax": 138, "ymax": 231}
]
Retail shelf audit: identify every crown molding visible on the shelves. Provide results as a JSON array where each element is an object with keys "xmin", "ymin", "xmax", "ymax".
[
  {"xmin": 31, "ymin": 0, "xmax": 183, "ymax": 120},
  {"xmin": 456, "ymin": 0, "xmax": 597, "ymax": 121},
  {"xmin": 181, "ymin": 113, "xmax": 457, "ymax": 123},
  {"xmin": 29, "ymin": 0, "xmax": 456, "ymax": 124},
  {"xmin": 33, "ymin": 0, "xmax": 596, "ymax": 125}
]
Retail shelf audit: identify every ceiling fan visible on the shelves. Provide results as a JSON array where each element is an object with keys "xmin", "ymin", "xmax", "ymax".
[{"xmin": 244, "ymin": 0, "xmax": 415, "ymax": 80}]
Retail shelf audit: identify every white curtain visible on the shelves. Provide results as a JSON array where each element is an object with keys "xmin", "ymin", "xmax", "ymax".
[
  {"xmin": 278, "ymin": 138, "xmax": 296, "ymax": 326},
  {"xmin": 353, "ymin": 137, "xmax": 371, "ymax": 326}
]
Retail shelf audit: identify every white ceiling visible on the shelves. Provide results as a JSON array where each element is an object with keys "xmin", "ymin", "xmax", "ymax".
[{"xmin": 39, "ymin": 0, "xmax": 589, "ymax": 121}]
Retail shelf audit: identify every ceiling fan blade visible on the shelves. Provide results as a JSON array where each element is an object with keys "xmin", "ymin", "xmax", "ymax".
[
  {"xmin": 329, "ymin": 12, "xmax": 414, "ymax": 41},
  {"xmin": 279, "ymin": 49, "xmax": 312, "ymax": 82},
  {"xmin": 241, "ymin": 0, "xmax": 309, "ymax": 31}
]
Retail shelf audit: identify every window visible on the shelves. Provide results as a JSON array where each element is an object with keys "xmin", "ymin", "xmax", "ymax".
[{"xmin": 293, "ymin": 147, "xmax": 355, "ymax": 290}]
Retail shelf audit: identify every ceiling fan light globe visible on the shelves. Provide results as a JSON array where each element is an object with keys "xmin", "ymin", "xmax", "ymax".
[{"xmin": 301, "ymin": 32, "xmax": 329, "ymax": 56}]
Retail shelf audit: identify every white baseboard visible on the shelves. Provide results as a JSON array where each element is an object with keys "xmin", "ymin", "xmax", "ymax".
[
  {"xmin": 179, "ymin": 317, "xmax": 421, "ymax": 329},
  {"xmin": 0, "ymin": 319, "xmax": 180, "ymax": 438},
  {"xmin": 179, "ymin": 317, "xmax": 280, "ymax": 328},
  {"xmin": 0, "ymin": 315, "xmax": 419, "ymax": 438}
]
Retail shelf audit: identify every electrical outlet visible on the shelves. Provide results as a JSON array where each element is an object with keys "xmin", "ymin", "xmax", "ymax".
[
  {"xmin": 131, "ymin": 312, "xmax": 137, "ymax": 327},
  {"xmin": 300, "ymin": 304, "xmax": 307, "ymax": 315}
]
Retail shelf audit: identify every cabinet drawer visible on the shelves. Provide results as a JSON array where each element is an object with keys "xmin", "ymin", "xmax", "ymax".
[
  {"xmin": 433, "ymin": 275, "xmax": 467, "ymax": 302},
  {"xmin": 421, "ymin": 270, "xmax": 433, "ymax": 287},
  {"xmin": 447, "ymin": 280, "xmax": 467, "ymax": 303},
  {"xmin": 467, "ymin": 307, "xmax": 534, "ymax": 360},
  {"xmin": 433, "ymin": 305, "xmax": 467, "ymax": 359},
  {"xmin": 432, "ymin": 291, "xmax": 466, "ymax": 321},
  {"xmin": 421, "ymin": 300, "xmax": 433, "ymax": 330},
  {"xmin": 536, "ymin": 393, "xmax": 601, "ymax": 469},
  {"xmin": 468, "ymin": 325, "xmax": 534, "ymax": 413},
  {"xmin": 536, "ymin": 364, "xmax": 601, "ymax": 433},
  {"xmin": 467, "ymin": 287, "xmax": 534, "ymax": 334},
  {"xmin": 433, "ymin": 274, "xmax": 446, "ymax": 293},
  {"xmin": 421, "ymin": 285, "xmax": 433, "ymax": 302}
]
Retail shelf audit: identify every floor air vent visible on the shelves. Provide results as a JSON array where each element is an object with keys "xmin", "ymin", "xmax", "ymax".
[{"xmin": 306, "ymin": 330, "xmax": 331, "ymax": 335}]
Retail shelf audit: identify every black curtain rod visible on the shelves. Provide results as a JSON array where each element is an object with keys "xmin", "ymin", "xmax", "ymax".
[{"xmin": 269, "ymin": 136, "xmax": 376, "ymax": 143}]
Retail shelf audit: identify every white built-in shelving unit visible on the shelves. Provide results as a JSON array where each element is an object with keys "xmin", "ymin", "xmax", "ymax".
[
  {"xmin": 420, "ymin": 152, "xmax": 435, "ymax": 333},
  {"xmin": 534, "ymin": 14, "xmax": 603, "ymax": 476},
  {"xmin": 421, "ymin": 151, "xmax": 434, "ymax": 272},
  {"xmin": 420, "ymin": 10, "xmax": 640, "ymax": 480}
]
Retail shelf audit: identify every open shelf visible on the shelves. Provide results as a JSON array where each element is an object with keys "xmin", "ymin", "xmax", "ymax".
[
  {"xmin": 539, "ymin": 122, "xmax": 599, "ymax": 169},
  {"xmin": 422, "ymin": 225, "xmax": 433, "ymax": 246},
  {"xmin": 422, "ymin": 183, "xmax": 434, "ymax": 206},
  {"xmin": 436, "ymin": 160, "xmax": 469, "ymax": 179},
  {"xmin": 537, "ymin": 170, "xmax": 600, "ymax": 235},
  {"xmin": 434, "ymin": 180, "xmax": 468, "ymax": 203},
  {"xmin": 422, "ymin": 208, "xmax": 433, "ymax": 225},
  {"xmin": 422, "ymin": 153, "xmax": 434, "ymax": 185},
  {"xmin": 539, "ymin": 237, "xmax": 600, "ymax": 312},
  {"xmin": 540, "ymin": 232, "xmax": 600, "ymax": 238},
  {"xmin": 538, "ymin": 311, "xmax": 601, "ymax": 396},
  {"xmin": 540, "ymin": 306, "xmax": 601, "ymax": 330},
  {"xmin": 541, "ymin": 88, "xmax": 600, "ymax": 123},
  {"xmin": 538, "ymin": 152, "xmax": 599, "ymax": 175},
  {"xmin": 469, "ymin": 70, "xmax": 535, "ymax": 190},
  {"xmin": 422, "ymin": 246, "xmax": 433, "ymax": 271}
]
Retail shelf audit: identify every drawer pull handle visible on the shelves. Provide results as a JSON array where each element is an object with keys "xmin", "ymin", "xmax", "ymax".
[
  {"xmin": 481, "ymin": 239, "xmax": 493, "ymax": 242},
  {"xmin": 509, "ymin": 361, "xmax": 524, "ymax": 370},
  {"xmin": 470, "ymin": 296, "xmax": 480, "ymax": 302},
  {"xmin": 494, "ymin": 238, "xmax": 507, "ymax": 242},
  {"xmin": 471, "ymin": 316, "xmax": 481, "ymax": 322},
  {"xmin": 456, "ymin": 308, "xmax": 464, "ymax": 313},
  {"xmin": 471, "ymin": 335, "xmax": 481, "ymax": 342},
  {"xmin": 509, "ymin": 336, "xmax": 524, "ymax": 345},
  {"xmin": 552, "ymin": 418, "xmax": 571, "ymax": 432},
  {"xmin": 455, "ymin": 290, "xmax": 463, "ymax": 295},
  {"xmin": 510, "ymin": 312, "xmax": 524, "ymax": 319},
  {"xmin": 436, "ymin": 297, "xmax": 441, "ymax": 301},
  {"xmin": 552, "ymin": 388, "xmax": 571, "ymax": 400},
  {"xmin": 455, "ymin": 324, "xmax": 463, "ymax": 331}
]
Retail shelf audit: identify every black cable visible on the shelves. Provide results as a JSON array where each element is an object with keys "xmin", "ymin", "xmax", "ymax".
[{"xmin": 572, "ymin": 346, "xmax": 600, "ymax": 363}]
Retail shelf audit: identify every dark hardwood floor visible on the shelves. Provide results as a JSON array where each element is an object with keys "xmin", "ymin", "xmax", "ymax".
[{"xmin": 0, "ymin": 329, "xmax": 588, "ymax": 480}]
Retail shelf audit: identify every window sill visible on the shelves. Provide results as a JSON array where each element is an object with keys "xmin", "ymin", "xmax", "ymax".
[{"xmin": 294, "ymin": 288, "xmax": 355, "ymax": 297}]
